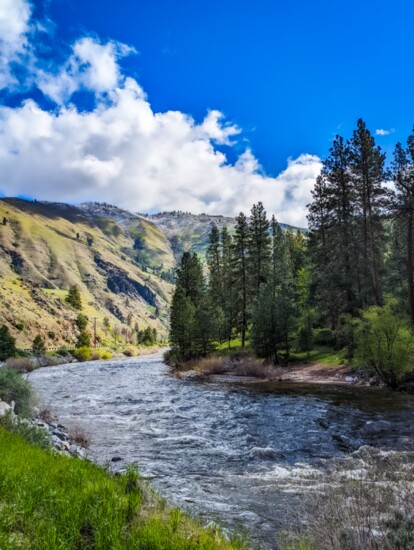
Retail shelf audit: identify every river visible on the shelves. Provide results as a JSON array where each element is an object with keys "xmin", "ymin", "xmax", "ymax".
[{"xmin": 29, "ymin": 352, "xmax": 414, "ymax": 548}]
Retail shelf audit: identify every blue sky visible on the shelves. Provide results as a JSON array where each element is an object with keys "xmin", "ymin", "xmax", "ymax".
[{"xmin": 0, "ymin": 0, "xmax": 412, "ymax": 225}]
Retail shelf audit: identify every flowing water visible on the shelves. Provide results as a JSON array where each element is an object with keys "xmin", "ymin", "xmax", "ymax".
[{"xmin": 29, "ymin": 352, "xmax": 414, "ymax": 548}]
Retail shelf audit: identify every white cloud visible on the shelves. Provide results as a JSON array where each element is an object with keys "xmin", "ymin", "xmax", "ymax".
[
  {"xmin": 0, "ymin": 0, "xmax": 32, "ymax": 88},
  {"xmin": 37, "ymin": 37, "xmax": 136, "ymax": 104},
  {"xmin": 0, "ymin": 0, "xmax": 322, "ymax": 227},
  {"xmin": 376, "ymin": 128, "xmax": 395, "ymax": 136}
]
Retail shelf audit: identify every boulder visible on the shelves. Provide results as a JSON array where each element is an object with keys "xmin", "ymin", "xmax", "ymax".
[{"xmin": 0, "ymin": 400, "xmax": 11, "ymax": 416}]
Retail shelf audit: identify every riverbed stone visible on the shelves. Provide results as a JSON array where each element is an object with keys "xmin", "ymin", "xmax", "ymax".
[{"xmin": 0, "ymin": 400, "xmax": 11, "ymax": 416}]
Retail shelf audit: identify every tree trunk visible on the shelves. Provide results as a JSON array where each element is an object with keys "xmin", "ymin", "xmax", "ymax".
[{"xmin": 408, "ymin": 211, "xmax": 414, "ymax": 326}]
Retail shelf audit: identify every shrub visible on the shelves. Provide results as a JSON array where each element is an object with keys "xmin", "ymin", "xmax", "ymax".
[
  {"xmin": 15, "ymin": 321, "xmax": 25, "ymax": 331},
  {"xmin": 0, "ymin": 324, "xmax": 16, "ymax": 361},
  {"xmin": 90, "ymin": 349, "xmax": 102, "ymax": 360},
  {"xmin": 354, "ymin": 302, "xmax": 414, "ymax": 388},
  {"xmin": 77, "ymin": 330, "xmax": 91, "ymax": 348},
  {"xmin": 0, "ymin": 368, "xmax": 33, "ymax": 416},
  {"xmin": 56, "ymin": 348, "xmax": 71, "ymax": 357},
  {"xmin": 122, "ymin": 348, "xmax": 136, "ymax": 357},
  {"xmin": 296, "ymin": 324, "xmax": 314, "ymax": 353},
  {"xmin": 47, "ymin": 331, "xmax": 56, "ymax": 340},
  {"xmin": 313, "ymin": 328, "xmax": 334, "ymax": 346},
  {"xmin": 0, "ymin": 412, "xmax": 51, "ymax": 449},
  {"xmin": 278, "ymin": 457, "xmax": 414, "ymax": 550},
  {"xmin": 233, "ymin": 359, "xmax": 275, "ymax": 379},
  {"xmin": 67, "ymin": 424, "xmax": 90, "ymax": 448},
  {"xmin": 164, "ymin": 349, "xmax": 182, "ymax": 367},
  {"xmin": 101, "ymin": 351, "xmax": 112, "ymax": 360},
  {"xmin": 4, "ymin": 357, "xmax": 35, "ymax": 373},
  {"xmin": 73, "ymin": 347, "xmax": 92, "ymax": 362},
  {"xmin": 32, "ymin": 334, "xmax": 46, "ymax": 356}
]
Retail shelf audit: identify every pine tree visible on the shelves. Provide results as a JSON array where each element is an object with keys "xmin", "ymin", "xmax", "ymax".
[
  {"xmin": 391, "ymin": 136, "xmax": 414, "ymax": 325},
  {"xmin": 169, "ymin": 286, "xmax": 195, "ymax": 362},
  {"xmin": 349, "ymin": 119, "xmax": 387, "ymax": 306},
  {"xmin": 32, "ymin": 335, "xmax": 46, "ymax": 356},
  {"xmin": 176, "ymin": 252, "xmax": 205, "ymax": 306},
  {"xmin": 232, "ymin": 212, "xmax": 250, "ymax": 347},
  {"xmin": 0, "ymin": 325, "xmax": 16, "ymax": 360},
  {"xmin": 75, "ymin": 314, "xmax": 90, "ymax": 347},
  {"xmin": 221, "ymin": 227, "xmax": 236, "ymax": 346},
  {"xmin": 169, "ymin": 252, "xmax": 207, "ymax": 362},
  {"xmin": 248, "ymin": 202, "xmax": 271, "ymax": 301},
  {"xmin": 65, "ymin": 285, "xmax": 82, "ymax": 310},
  {"xmin": 207, "ymin": 223, "xmax": 223, "ymax": 309}
]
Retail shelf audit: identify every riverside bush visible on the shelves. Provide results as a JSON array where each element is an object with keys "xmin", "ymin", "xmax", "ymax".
[
  {"xmin": 4, "ymin": 357, "xmax": 35, "ymax": 373},
  {"xmin": 0, "ymin": 412, "xmax": 51, "ymax": 449},
  {"xmin": 0, "ymin": 368, "xmax": 33, "ymax": 416},
  {"xmin": 355, "ymin": 302, "xmax": 414, "ymax": 388},
  {"xmin": 0, "ymin": 429, "xmax": 244, "ymax": 550},
  {"xmin": 73, "ymin": 346, "xmax": 92, "ymax": 362}
]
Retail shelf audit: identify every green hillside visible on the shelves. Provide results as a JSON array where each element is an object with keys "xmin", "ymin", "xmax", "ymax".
[{"xmin": 0, "ymin": 199, "xmax": 175, "ymax": 348}]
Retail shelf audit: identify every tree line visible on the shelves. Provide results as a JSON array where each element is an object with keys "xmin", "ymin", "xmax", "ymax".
[
  {"xmin": 169, "ymin": 119, "xmax": 414, "ymax": 387},
  {"xmin": 169, "ymin": 204, "xmax": 306, "ymax": 364}
]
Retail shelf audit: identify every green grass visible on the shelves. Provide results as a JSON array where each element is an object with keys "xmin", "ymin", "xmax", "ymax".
[
  {"xmin": 0, "ymin": 429, "xmax": 245, "ymax": 550},
  {"xmin": 214, "ymin": 341, "xmax": 343, "ymax": 367},
  {"xmin": 289, "ymin": 345, "xmax": 344, "ymax": 367}
]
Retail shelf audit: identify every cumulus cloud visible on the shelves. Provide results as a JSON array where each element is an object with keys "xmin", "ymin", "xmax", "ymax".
[
  {"xmin": 376, "ymin": 128, "xmax": 395, "ymax": 136},
  {"xmin": 0, "ymin": 0, "xmax": 322, "ymax": 227},
  {"xmin": 37, "ymin": 37, "xmax": 136, "ymax": 104},
  {"xmin": 0, "ymin": 0, "xmax": 32, "ymax": 88}
]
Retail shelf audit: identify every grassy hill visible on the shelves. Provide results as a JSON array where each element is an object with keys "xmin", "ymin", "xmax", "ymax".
[{"xmin": 0, "ymin": 199, "xmax": 175, "ymax": 348}]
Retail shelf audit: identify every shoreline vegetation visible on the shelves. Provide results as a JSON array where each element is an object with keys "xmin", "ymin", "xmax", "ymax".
[
  {"xmin": 172, "ymin": 346, "xmax": 387, "ymax": 389},
  {"xmin": 0, "ymin": 366, "xmax": 245, "ymax": 550}
]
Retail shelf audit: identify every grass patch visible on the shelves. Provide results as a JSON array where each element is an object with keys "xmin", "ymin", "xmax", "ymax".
[
  {"xmin": 289, "ymin": 346, "xmax": 344, "ymax": 367},
  {"xmin": 0, "ymin": 429, "xmax": 244, "ymax": 550}
]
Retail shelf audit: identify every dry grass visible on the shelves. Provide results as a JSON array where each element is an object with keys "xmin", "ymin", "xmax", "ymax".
[
  {"xmin": 181, "ymin": 354, "xmax": 277, "ymax": 380},
  {"xmin": 278, "ymin": 453, "xmax": 414, "ymax": 550},
  {"xmin": 232, "ymin": 359, "xmax": 278, "ymax": 379},
  {"xmin": 4, "ymin": 357, "xmax": 36, "ymax": 373},
  {"xmin": 67, "ymin": 424, "xmax": 90, "ymax": 448}
]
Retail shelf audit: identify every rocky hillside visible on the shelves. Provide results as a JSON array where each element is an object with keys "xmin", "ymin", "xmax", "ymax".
[
  {"xmin": 146, "ymin": 211, "xmax": 303, "ymax": 262},
  {"xmin": 0, "ymin": 199, "xmax": 175, "ymax": 348}
]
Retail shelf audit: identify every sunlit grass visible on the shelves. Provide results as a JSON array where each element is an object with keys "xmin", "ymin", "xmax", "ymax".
[
  {"xmin": 0, "ymin": 429, "xmax": 245, "ymax": 550},
  {"xmin": 289, "ymin": 346, "xmax": 344, "ymax": 367}
]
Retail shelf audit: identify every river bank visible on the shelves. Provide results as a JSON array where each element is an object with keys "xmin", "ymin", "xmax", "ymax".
[
  {"xmin": 0, "ymin": 363, "xmax": 243, "ymax": 549},
  {"xmin": 174, "ymin": 354, "xmax": 381, "ymax": 389}
]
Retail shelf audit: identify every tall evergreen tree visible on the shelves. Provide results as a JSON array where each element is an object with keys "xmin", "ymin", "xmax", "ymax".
[
  {"xmin": 206, "ymin": 223, "xmax": 223, "ymax": 309},
  {"xmin": 175, "ymin": 252, "xmax": 205, "ymax": 306},
  {"xmin": 221, "ymin": 227, "xmax": 236, "ymax": 346},
  {"xmin": 232, "ymin": 212, "xmax": 250, "ymax": 347},
  {"xmin": 169, "ymin": 252, "xmax": 209, "ymax": 362},
  {"xmin": 391, "ymin": 136, "xmax": 414, "ymax": 325},
  {"xmin": 252, "ymin": 217, "xmax": 297, "ymax": 363},
  {"xmin": 349, "ymin": 118, "xmax": 387, "ymax": 306},
  {"xmin": 248, "ymin": 202, "xmax": 271, "ymax": 301},
  {"xmin": 169, "ymin": 286, "xmax": 195, "ymax": 362}
]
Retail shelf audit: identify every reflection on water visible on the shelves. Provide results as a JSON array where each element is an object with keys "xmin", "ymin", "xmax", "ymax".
[{"xmin": 30, "ymin": 353, "xmax": 414, "ymax": 548}]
